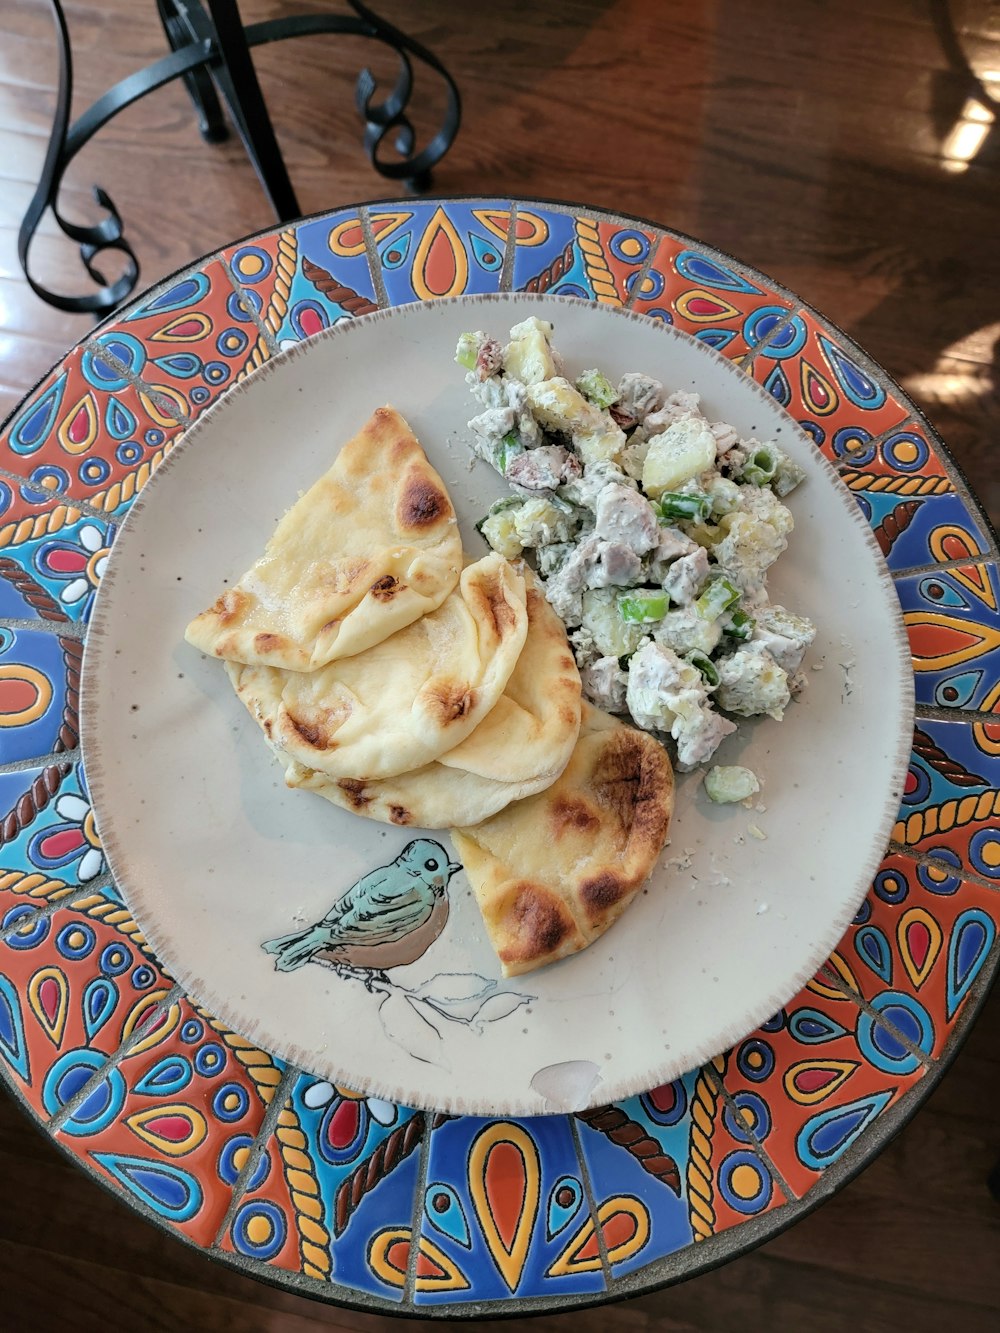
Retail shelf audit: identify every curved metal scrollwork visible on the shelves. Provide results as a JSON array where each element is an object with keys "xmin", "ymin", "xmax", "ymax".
[
  {"xmin": 18, "ymin": 2, "xmax": 140, "ymax": 315},
  {"xmin": 19, "ymin": 0, "xmax": 462, "ymax": 316}
]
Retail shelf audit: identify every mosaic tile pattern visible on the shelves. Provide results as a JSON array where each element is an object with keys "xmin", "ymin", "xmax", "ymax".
[{"xmin": 0, "ymin": 199, "xmax": 997, "ymax": 1315}]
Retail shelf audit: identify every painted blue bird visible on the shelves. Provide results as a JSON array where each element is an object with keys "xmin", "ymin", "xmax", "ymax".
[{"xmin": 262, "ymin": 839, "xmax": 461, "ymax": 983}]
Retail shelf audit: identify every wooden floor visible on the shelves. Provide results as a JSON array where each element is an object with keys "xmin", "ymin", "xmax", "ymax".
[{"xmin": 2, "ymin": 1, "xmax": 999, "ymax": 1328}]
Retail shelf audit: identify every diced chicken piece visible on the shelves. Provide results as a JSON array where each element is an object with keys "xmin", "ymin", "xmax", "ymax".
[
  {"xmin": 642, "ymin": 416, "xmax": 717, "ymax": 496},
  {"xmin": 536, "ymin": 542, "xmax": 574, "ymax": 577},
  {"xmin": 661, "ymin": 546, "xmax": 710, "ymax": 606},
  {"xmin": 653, "ymin": 607, "xmax": 723, "ymax": 657},
  {"xmin": 581, "ymin": 656, "xmax": 629, "ymax": 713},
  {"xmin": 568, "ymin": 624, "xmax": 600, "ymax": 669},
  {"xmin": 476, "ymin": 337, "xmax": 503, "ymax": 380},
  {"xmin": 466, "ymin": 368, "xmax": 507, "ymax": 411},
  {"xmin": 710, "ymin": 420, "xmax": 740, "ymax": 456},
  {"xmin": 751, "ymin": 605, "xmax": 817, "ymax": 674},
  {"xmin": 503, "ymin": 377, "xmax": 543, "ymax": 447},
  {"xmin": 545, "ymin": 574, "xmax": 583, "ymax": 627},
  {"xmin": 586, "ymin": 540, "xmax": 643, "ymax": 588},
  {"xmin": 645, "ymin": 525, "xmax": 698, "ymax": 582},
  {"xmin": 715, "ymin": 643, "xmax": 790, "ymax": 720},
  {"xmin": 616, "ymin": 372, "xmax": 665, "ymax": 423},
  {"xmin": 594, "ymin": 484, "xmax": 661, "ymax": 555},
  {"xmin": 507, "ymin": 446, "xmax": 581, "ymax": 492},
  {"xmin": 469, "ymin": 406, "xmax": 515, "ymax": 450},
  {"xmin": 625, "ymin": 641, "xmax": 735, "ymax": 768},
  {"xmin": 563, "ymin": 459, "xmax": 636, "ymax": 511},
  {"xmin": 643, "ymin": 389, "xmax": 703, "ymax": 435}
]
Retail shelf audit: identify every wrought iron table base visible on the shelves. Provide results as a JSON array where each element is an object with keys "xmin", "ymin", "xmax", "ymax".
[{"xmin": 18, "ymin": 0, "xmax": 461, "ymax": 316}]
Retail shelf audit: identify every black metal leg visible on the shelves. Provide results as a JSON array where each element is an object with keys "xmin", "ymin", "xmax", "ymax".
[
  {"xmin": 18, "ymin": 0, "xmax": 462, "ymax": 315},
  {"xmin": 155, "ymin": 0, "xmax": 228, "ymax": 143},
  {"xmin": 203, "ymin": 0, "xmax": 300, "ymax": 221}
]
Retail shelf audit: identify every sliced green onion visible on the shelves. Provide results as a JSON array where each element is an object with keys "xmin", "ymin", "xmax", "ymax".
[
  {"xmin": 687, "ymin": 650, "xmax": 719, "ymax": 686},
  {"xmin": 743, "ymin": 446, "xmax": 777, "ymax": 486},
  {"xmin": 495, "ymin": 430, "xmax": 524, "ymax": 473},
  {"xmin": 618, "ymin": 590, "xmax": 669, "ymax": 623},
  {"xmin": 575, "ymin": 368, "xmax": 619, "ymax": 409},
  {"xmin": 695, "ymin": 577, "xmax": 740, "ymax": 621},
  {"xmin": 726, "ymin": 609, "xmax": 755, "ymax": 640},
  {"xmin": 657, "ymin": 491, "xmax": 712, "ymax": 522},
  {"xmin": 455, "ymin": 332, "xmax": 479, "ymax": 370}
]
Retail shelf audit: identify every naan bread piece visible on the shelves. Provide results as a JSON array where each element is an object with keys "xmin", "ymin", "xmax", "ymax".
[
  {"xmin": 227, "ymin": 554, "xmax": 528, "ymax": 781},
  {"xmin": 280, "ymin": 753, "xmax": 556, "ymax": 830},
  {"xmin": 272, "ymin": 570, "xmax": 581, "ymax": 826},
  {"xmin": 185, "ymin": 406, "xmax": 461, "ymax": 670},
  {"xmin": 436, "ymin": 570, "xmax": 581, "ymax": 785},
  {"xmin": 452, "ymin": 704, "xmax": 674, "ymax": 976}
]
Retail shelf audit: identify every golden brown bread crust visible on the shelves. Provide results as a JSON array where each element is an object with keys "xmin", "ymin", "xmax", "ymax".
[{"xmin": 451, "ymin": 705, "xmax": 674, "ymax": 976}]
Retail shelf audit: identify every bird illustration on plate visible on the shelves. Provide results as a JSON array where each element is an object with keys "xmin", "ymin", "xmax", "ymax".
[{"xmin": 261, "ymin": 838, "xmax": 461, "ymax": 987}]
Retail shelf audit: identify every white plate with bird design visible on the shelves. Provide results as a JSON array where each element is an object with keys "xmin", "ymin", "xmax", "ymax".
[{"xmin": 80, "ymin": 294, "xmax": 913, "ymax": 1116}]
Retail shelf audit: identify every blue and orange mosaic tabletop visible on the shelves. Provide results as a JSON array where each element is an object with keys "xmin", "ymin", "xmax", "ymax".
[{"xmin": 0, "ymin": 199, "xmax": 997, "ymax": 1315}]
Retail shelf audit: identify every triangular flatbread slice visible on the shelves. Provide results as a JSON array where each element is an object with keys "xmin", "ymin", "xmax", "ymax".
[
  {"xmin": 451, "ymin": 705, "xmax": 674, "ymax": 976},
  {"xmin": 226, "ymin": 554, "xmax": 528, "ymax": 781},
  {"xmin": 185, "ymin": 405, "xmax": 462, "ymax": 670}
]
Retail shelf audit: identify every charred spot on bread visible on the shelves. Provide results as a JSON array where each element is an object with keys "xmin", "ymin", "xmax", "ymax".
[
  {"xmin": 398, "ymin": 471, "xmax": 450, "ymax": 529},
  {"xmin": 550, "ymin": 795, "xmax": 600, "ymax": 837},
  {"xmin": 208, "ymin": 589, "xmax": 246, "ymax": 624},
  {"xmin": 425, "ymin": 681, "xmax": 477, "ymax": 725},
  {"xmin": 499, "ymin": 882, "xmax": 573, "ymax": 964},
  {"xmin": 477, "ymin": 571, "xmax": 517, "ymax": 638},
  {"xmin": 593, "ymin": 729, "xmax": 673, "ymax": 846},
  {"xmin": 336, "ymin": 779, "xmax": 371, "ymax": 809},
  {"xmin": 285, "ymin": 713, "xmax": 341, "ymax": 750},
  {"xmin": 579, "ymin": 870, "xmax": 629, "ymax": 920},
  {"xmin": 369, "ymin": 574, "xmax": 401, "ymax": 602},
  {"xmin": 388, "ymin": 804, "xmax": 412, "ymax": 825},
  {"xmin": 253, "ymin": 632, "xmax": 284, "ymax": 654}
]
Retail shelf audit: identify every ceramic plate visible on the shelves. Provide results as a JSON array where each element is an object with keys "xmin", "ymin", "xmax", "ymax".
[{"xmin": 80, "ymin": 293, "xmax": 913, "ymax": 1116}]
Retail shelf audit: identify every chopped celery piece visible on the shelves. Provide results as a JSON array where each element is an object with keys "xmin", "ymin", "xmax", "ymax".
[
  {"xmin": 455, "ymin": 332, "xmax": 479, "ymax": 370},
  {"xmin": 704, "ymin": 765, "xmax": 760, "ymax": 803},
  {"xmin": 743, "ymin": 446, "xmax": 777, "ymax": 486},
  {"xmin": 618, "ymin": 590, "xmax": 669, "ymax": 623},
  {"xmin": 696, "ymin": 577, "xmax": 740, "ymax": 621},
  {"xmin": 726, "ymin": 609, "xmax": 755, "ymax": 641},
  {"xmin": 687, "ymin": 650, "xmax": 719, "ymax": 686},
  {"xmin": 658, "ymin": 491, "xmax": 711, "ymax": 522},
  {"xmin": 575, "ymin": 368, "xmax": 619, "ymax": 409}
]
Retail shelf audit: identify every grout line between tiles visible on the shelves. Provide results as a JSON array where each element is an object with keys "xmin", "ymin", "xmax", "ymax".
[
  {"xmin": 818, "ymin": 966, "xmax": 935, "ymax": 1069},
  {"xmin": 886, "ymin": 839, "xmax": 1000, "ymax": 895},
  {"xmin": 0, "ymin": 744, "xmax": 78, "ymax": 777},
  {"xmin": 46, "ymin": 981, "xmax": 184, "ymax": 1134},
  {"xmin": 913, "ymin": 701, "xmax": 1000, "ymax": 725},
  {"xmin": 403, "ymin": 1111, "xmax": 434, "ymax": 1305},
  {"xmin": 889, "ymin": 554, "xmax": 996, "ymax": 579},
  {"xmin": 360, "ymin": 205, "xmax": 390, "ymax": 310},
  {"xmin": 211, "ymin": 1062, "xmax": 300, "ymax": 1250},
  {"xmin": 0, "ymin": 872, "xmax": 119, "ymax": 946},
  {"xmin": 0, "ymin": 464, "xmax": 126, "ymax": 527},
  {"xmin": 0, "ymin": 616, "xmax": 84, "ymax": 638},
  {"xmin": 703, "ymin": 1058, "xmax": 797, "ymax": 1204},
  {"xmin": 621, "ymin": 235, "xmax": 657, "ymax": 312},
  {"xmin": 740, "ymin": 307, "xmax": 796, "ymax": 375},
  {"xmin": 219, "ymin": 254, "xmax": 280, "ymax": 361},
  {"xmin": 567, "ymin": 1113, "xmax": 613, "ymax": 1287},
  {"xmin": 499, "ymin": 201, "xmax": 518, "ymax": 294},
  {"xmin": 0, "ymin": 893, "xmax": 64, "ymax": 942}
]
